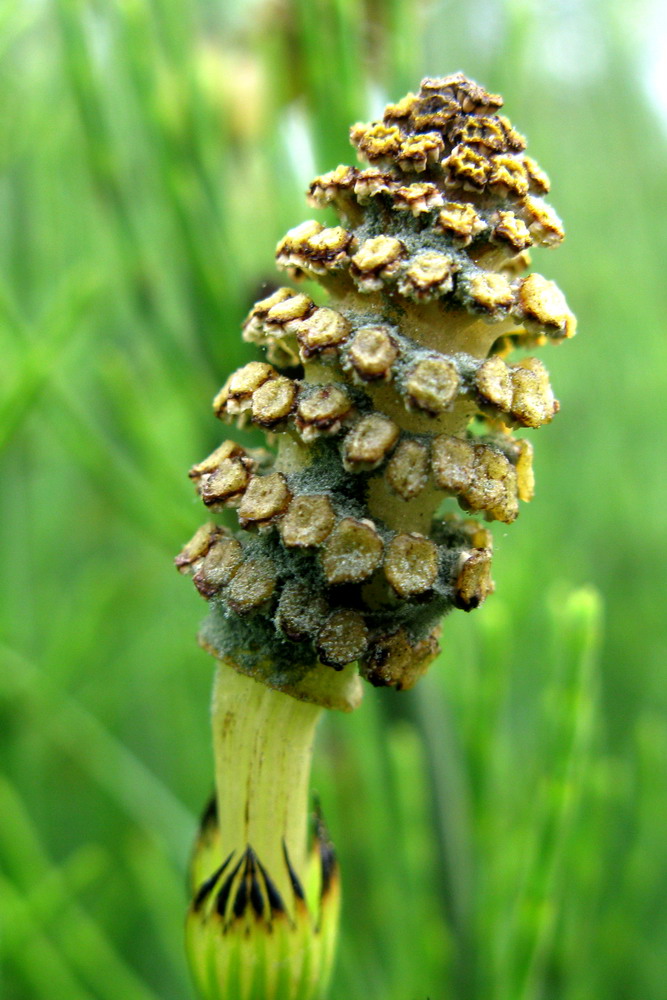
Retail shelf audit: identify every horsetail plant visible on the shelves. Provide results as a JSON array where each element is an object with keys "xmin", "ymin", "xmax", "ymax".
[{"xmin": 176, "ymin": 73, "xmax": 575, "ymax": 1000}]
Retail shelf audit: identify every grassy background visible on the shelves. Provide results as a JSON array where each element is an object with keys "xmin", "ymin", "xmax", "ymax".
[{"xmin": 1, "ymin": 0, "xmax": 666, "ymax": 997}]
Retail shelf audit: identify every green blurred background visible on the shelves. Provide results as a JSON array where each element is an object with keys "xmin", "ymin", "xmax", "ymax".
[{"xmin": 1, "ymin": 0, "xmax": 666, "ymax": 997}]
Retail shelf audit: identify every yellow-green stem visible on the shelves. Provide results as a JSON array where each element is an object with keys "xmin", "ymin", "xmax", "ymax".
[{"xmin": 211, "ymin": 662, "xmax": 322, "ymax": 908}]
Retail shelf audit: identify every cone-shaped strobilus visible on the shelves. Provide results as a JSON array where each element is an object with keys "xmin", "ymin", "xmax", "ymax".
[{"xmin": 176, "ymin": 72, "xmax": 575, "ymax": 1000}]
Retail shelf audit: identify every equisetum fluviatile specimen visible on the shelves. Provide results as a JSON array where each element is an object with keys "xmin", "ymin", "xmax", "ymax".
[{"xmin": 176, "ymin": 72, "xmax": 575, "ymax": 1000}]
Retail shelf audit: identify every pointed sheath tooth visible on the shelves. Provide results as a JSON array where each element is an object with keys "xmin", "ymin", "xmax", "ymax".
[
  {"xmin": 313, "ymin": 814, "xmax": 338, "ymax": 903},
  {"xmin": 254, "ymin": 854, "xmax": 288, "ymax": 918},
  {"xmin": 249, "ymin": 874, "xmax": 265, "ymax": 919},
  {"xmin": 232, "ymin": 873, "xmax": 249, "ymax": 919},
  {"xmin": 282, "ymin": 841, "xmax": 307, "ymax": 904},
  {"xmin": 186, "ymin": 827, "xmax": 340, "ymax": 1000},
  {"xmin": 188, "ymin": 796, "xmax": 231, "ymax": 906},
  {"xmin": 216, "ymin": 853, "xmax": 245, "ymax": 922},
  {"xmin": 192, "ymin": 852, "xmax": 234, "ymax": 912}
]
